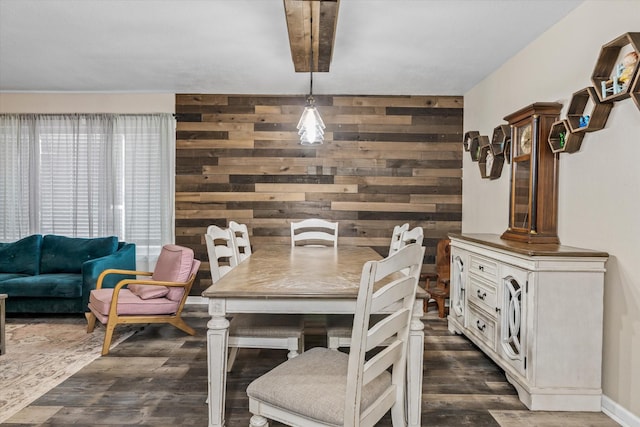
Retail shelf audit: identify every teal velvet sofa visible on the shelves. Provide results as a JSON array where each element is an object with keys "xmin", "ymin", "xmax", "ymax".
[{"xmin": 0, "ymin": 234, "xmax": 136, "ymax": 314}]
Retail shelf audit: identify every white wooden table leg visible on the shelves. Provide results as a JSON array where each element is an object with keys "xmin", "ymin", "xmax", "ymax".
[
  {"xmin": 407, "ymin": 299, "xmax": 425, "ymax": 427},
  {"xmin": 207, "ymin": 299, "xmax": 229, "ymax": 427}
]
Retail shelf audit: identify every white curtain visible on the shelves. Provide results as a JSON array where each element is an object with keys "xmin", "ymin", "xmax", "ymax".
[{"xmin": 0, "ymin": 113, "xmax": 175, "ymax": 269}]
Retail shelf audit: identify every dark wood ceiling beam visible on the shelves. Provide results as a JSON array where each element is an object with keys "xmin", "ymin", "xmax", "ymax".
[{"xmin": 283, "ymin": 0, "xmax": 339, "ymax": 72}]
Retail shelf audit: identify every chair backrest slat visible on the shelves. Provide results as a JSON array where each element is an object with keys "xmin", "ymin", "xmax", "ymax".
[
  {"xmin": 229, "ymin": 220, "xmax": 252, "ymax": 261},
  {"xmin": 400, "ymin": 226, "xmax": 424, "ymax": 248},
  {"xmin": 290, "ymin": 219, "xmax": 338, "ymax": 247},
  {"xmin": 388, "ymin": 223, "xmax": 409, "ymax": 255}
]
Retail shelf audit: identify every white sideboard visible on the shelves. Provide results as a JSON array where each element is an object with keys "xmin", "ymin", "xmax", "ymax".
[{"xmin": 447, "ymin": 234, "xmax": 608, "ymax": 411}]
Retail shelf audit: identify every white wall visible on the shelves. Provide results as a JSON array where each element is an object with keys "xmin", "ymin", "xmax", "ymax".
[
  {"xmin": 464, "ymin": 1, "xmax": 640, "ymax": 421},
  {"xmin": 0, "ymin": 93, "xmax": 174, "ymax": 113}
]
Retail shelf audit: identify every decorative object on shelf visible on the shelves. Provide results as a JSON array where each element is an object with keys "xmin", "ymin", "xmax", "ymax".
[
  {"xmin": 502, "ymin": 102, "xmax": 562, "ymax": 244},
  {"xmin": 469, "ymin": 134, "xmax": 488, "ymax": 162},
  {"xmin": 567, "ymin": 87, "xmax": 613, "ymax": 133},
  {"xmin": 296, "ymin": 5, "xmax": 325, "ymax": 145},
  {"xmin": 478, "ymin": 144, "xmax": 505, "ymax": 180},
  {"xmin": 618, "ymin": 51, "xmax": 638, "ymax": 88},
  {"xmin": 463, "ymin": 130, "xmax": 479, "ymax": 152},
  {"xmin": 549, "ymin": 119, "xmax": 585, "ymax": 154},
  {"xmin": 592, "ymin": 32, "xmax": 640, "ymax": 103},
  {"xmin": 579, "ymin": 116, "xmax": 589, "ymax": 128}
]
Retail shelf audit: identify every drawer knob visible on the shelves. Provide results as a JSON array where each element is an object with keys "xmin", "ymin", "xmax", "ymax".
[
  {"xmin": 477, "ymin": 289, "xmax": 487, "ymax": 300},
  {"xmin": 478, "ymin": 265, "xmax": 484, "ymax": 271},
  {"xmin": 476, "ymin": 320, "xmax": 486, "ymax": 332}
]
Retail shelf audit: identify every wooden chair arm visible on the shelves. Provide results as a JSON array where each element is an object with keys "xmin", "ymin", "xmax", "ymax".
[{"xmin": 96, "ymin": 268, "xmax": 152, "ymax": 289}]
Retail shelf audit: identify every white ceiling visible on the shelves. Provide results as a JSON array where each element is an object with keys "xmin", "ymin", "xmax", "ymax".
[{"xmin": 0, "ymin": 0, "xmax": 584, "ymax": 95}]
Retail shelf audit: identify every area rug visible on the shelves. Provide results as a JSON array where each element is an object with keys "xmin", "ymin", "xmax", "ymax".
[{"xmin": 0, "ymin": 316, "xmax": 137, "ymax": 423}]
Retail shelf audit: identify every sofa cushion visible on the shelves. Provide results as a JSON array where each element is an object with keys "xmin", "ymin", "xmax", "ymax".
[
  {"xmin": 128, "ymin": 284, "xmax": 169, "ymax": 300},
  {"xmin": 152, "ymin": 245, "xmax": 194, "ymax": 301},
  {"xmin": 0, "ymin": 272, "xmax": 30, "ymax": 282},
  {"xmin": 40, "ymin": 235, "xmax": 118, "ymax": 274},
  {"xmin": 0, "ymin": 234, "xmax": 42, "ymax": 275},
  {"xmin": 0, "ymin": 273, "xmax": 83, "ymax": 298}
]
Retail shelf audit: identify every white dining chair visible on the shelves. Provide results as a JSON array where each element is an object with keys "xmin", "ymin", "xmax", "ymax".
[
  {"xmin": 290, "ymin": 218, "xmax": 338, "ymax": 247},
  {"xmin": 229, "ymin": 220, "xmax": 252, "ymax": 262},
  {"xmin": 327, "ymin": 225, "xmax": 425, "ymax": 350},
  {"xmin": 205, "ymin": 224, "xmax": 304, "ymax": 372},
  {"xmin": 247, "ymin": 243, "xmax": 424, "ymax": 427},
  {"xmin": 205, "ymin": 225, "xmax": 239, "ymax": 281},
  {"xmin": 388, "ymin": 223, "xmax": 409, "ymax": 255}
]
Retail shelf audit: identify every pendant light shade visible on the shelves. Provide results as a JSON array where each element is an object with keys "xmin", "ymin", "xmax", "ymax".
[{"xmin": 297, "ymin": 95, "xmax": 325, "ymax": 145}]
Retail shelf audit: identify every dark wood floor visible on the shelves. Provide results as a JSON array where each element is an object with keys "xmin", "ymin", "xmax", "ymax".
[{"xmin": 5, "ymin": 306, "xmax": 619, "ymax": 426}]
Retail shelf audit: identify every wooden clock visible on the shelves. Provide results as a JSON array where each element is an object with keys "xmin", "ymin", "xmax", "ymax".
[{"xmin": 501, "ymin": 102, "xmax": 562, "ymax": 244}]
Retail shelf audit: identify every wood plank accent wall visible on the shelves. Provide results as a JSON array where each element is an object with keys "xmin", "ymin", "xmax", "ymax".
[{"xmin": 175, "ymin": 94, "xmax": 463, "ymax": 295}]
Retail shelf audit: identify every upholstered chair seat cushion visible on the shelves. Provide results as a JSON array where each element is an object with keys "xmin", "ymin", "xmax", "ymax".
[
  {"xmin": 246, "ymin": 347, "xmax": 391, "ymax": 426},
  {"xmin": 89, "ymin": 288, "xmax": 180, "ymax": 323}
]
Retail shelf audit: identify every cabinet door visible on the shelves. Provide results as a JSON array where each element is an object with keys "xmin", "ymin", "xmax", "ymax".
[
  {"xmin": 449, "ymin": 248, "xmax": 467, "ymax": 325},
  {"xmin": 499, "ymin": 265, "xmax": 528, "ymax": 377}
]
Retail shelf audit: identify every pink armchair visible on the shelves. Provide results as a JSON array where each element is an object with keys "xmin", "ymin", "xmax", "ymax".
[{"xmin": 87, "ymin": 244, "xmax": 200, "ymax": 355}]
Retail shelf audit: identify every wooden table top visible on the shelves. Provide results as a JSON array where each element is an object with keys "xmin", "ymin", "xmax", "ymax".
[{"xmin": 202, "ymin": 245, "xmax": 427, "ymax": 300}]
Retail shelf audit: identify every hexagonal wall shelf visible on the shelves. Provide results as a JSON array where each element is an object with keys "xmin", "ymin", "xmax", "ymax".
[
  {"xmin": 478, "ymin": 144, "xmax": 505, "ymax": 180},
  {"xmin": 463, "ymin": 131, "xmax": 479, "ymax": 152},
  {"xmin": 591, "ymin": 32, "xmax": 640, "ymax": 103},
  {"xmin": 566, "ymin": 86, "xmax": 613, "ymax": 133},
  {"xmin": 491, "ymin": 124, "xmax": 511, "ymax": 162},
  {"xmin": 548, "ymin": 119, "xmax": 585, "ymax": 154},
  {"xmin": 469, "ymin": 135, "xmax": 489, "ymax": 162}
]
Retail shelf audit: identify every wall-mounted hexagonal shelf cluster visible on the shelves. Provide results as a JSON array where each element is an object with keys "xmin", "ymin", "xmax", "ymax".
[{"xmin": 468, "ymin": 32, "xmax": 640, "ymax": 179}]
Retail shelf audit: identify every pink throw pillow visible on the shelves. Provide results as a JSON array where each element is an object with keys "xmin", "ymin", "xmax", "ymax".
[{"xmin": 128, "ymin": 284, "xmax": 169, "ymax": 300}]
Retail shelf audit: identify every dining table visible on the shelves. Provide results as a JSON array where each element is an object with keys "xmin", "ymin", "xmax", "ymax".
[{"xmin": 202, "ymin": 244, "xmax": 426, "ymax": 427}]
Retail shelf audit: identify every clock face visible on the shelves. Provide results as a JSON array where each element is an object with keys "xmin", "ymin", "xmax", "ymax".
[{"xmin": 519, "ymin": 125, "xmax": 532, "ymax": 155}]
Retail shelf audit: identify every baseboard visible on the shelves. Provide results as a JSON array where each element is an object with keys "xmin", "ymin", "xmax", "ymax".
[{"xmin": 602, "ymin": 395, "xmax": 640, "ymax": 427}]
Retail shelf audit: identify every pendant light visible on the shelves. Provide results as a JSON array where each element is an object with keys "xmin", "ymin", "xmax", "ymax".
[{"xmin": 296, "ymin": 7, "xmax": 325, "ymax": 145}]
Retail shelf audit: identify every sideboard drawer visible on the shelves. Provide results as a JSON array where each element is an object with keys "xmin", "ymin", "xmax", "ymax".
[
  {"xmin": 469, "ymin": 254, "xmax": 498, "ymax": 282},
  {"xmin": 468, "ymin": 276, "xmax": 497, "ymax": 315},
  {"xmin": 467, "ymin": 303, "xmax": 497, "ymax": 351}
]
